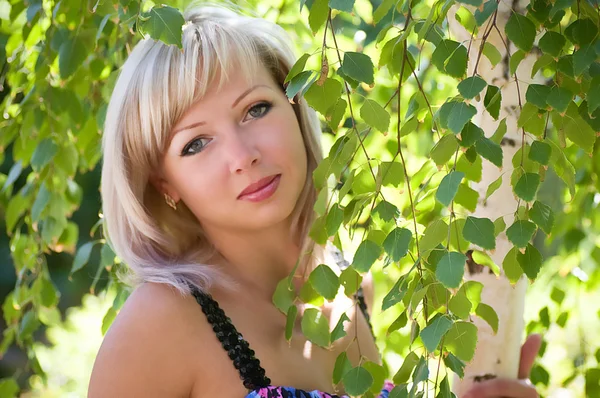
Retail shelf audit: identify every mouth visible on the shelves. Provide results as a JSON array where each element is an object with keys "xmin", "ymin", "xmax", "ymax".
[{"xmin": 237, "ymin": 174, "xmax": 281, "ymax": 201}]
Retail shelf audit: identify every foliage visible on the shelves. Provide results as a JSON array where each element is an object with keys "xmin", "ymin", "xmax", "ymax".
[{"xmin": 1, "ymin": 0, "xmax": 600, "ymax": 396}]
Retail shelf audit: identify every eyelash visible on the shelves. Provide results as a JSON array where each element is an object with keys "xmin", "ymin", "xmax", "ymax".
[{"xmin": 180, "ymin": 101, "xmax": 273, "ymax": 157}]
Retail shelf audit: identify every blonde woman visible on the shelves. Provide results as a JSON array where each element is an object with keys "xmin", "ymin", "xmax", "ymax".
[{"xmin": 88, "ymin": 3, "xmax": 541, "ymax": 397}]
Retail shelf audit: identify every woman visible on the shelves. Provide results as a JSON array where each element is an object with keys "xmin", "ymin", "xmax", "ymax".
[{"xmin": 88, "ymin": 3, "xmax": 540, "ymax": 397}]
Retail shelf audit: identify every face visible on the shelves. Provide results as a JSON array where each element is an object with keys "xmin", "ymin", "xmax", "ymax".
[{"xmin": 156, "ymin": 64, "xmax": 308, "ymax": 234}]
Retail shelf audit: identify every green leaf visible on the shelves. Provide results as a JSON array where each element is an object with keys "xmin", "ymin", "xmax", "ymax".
[
  {"xmin": 286, "ymin": 70, "xmax": 317, "ymax": 100},
  {"xmin": 341, "ymin": 52, "xmax": 374, "ymax": 85},
  {"xmin": 548, "ymin": 140, "xmax": 575, "ymax": 199},
  {"xmin": 485, "ymin": 174, "xmax": 503, "ymax": 201},
  {"xmin": 475, "ymin": 137, "xmax": 503, "ymax": 167},
  {"xmin": 339, "ymin": 266, "xmax": 362, "ymax": 296},
  {"xmin": 437, "ymin": 376, "xmax": 454, "ymax": 398},
  {"xmin": 301, "ymin": 308, "xmax": 330, "ymax": 347},
  {"xmin": 445, "ymin": 321, "xmax": 478, "ymax": 362},
  {"xmin": 285, "ymin": 54, "xmax": 310, "ymax": 83},
  {"xmin": 343, "ymin": 366, "xmax": 373, "ymax": 396},
  {"xmin": 474, "ymin": 1, "xmax": 498, "ymax": 26},
  {"xmin": 373, "ymin": 0, "xmax": 396, "ymax": 24},
  {"xmin": 457, "ymin": 76, "xmax": 486, "ymax": 99},
  {"xmin": 459, "ymin": 122, "xmax": 484, "ymax": 147},
  {"xmin": 273, "ymin": 277, "xmax": 295, "ymax": 313},
  {"xmin": 431, "ymin": 135, "xmax": 459, "ymax": 166},
  {"xmin": 360, "ymin": 99, "xmax": 390, "ymax": 133},
  {"xmin": 547, "ymin": 86, "xmax": 572, "ymax": 113},
  {"xmin": 31, "ymin": 184, "xmax": 51, "ymax": 223},
  {"xmin": 309, "ymin": 264, "xmax": 340, "ymax": 301},
  {"xmin": 431, "ymin": 40, "xmax": 468, "ymax": 78},
  {"xmin": 420, "ymin": 315, "xmax": 453, "ymax": 353},
  {"xmin": 140, "ymin": 5, "xmax": 184, "ymax": 48},
  {"xmin": 506, "ymin": 220, "xmax": 537, "ymax": 248},
  {"xmin": 382, "ymin": 276, "xmax": 408, "ymax": 311},
  {"xmin": 449, "ymin": 288, "xmax": 471, "ymax": 319},
  {"xmin": 420, "ymin": 219, "xmax": 449, "ymax": 253},
  {"xmin": 503, "ymin": 247, "xmax": 524, "ymax": 283},
  {"xmin": 517, "ymin": 244, "xmax": 543, "ymax": 280},
  {"xmin": 393, "ymin": 351, "xmax": 419, "ymax": 384},
  {"xmin": 309, "ymin": 0, "xmax": 329, "ymax": 33},
  {"xmin": 285, "ymin": 305, "xmax": 298, "ymax": 341},
  {"xmin": 331, "ymin": 313, "xmax": 350, "ymax": 343},
  {"xmin": 412, "ymin": 356, "xmax": 429, "ymax": 383},
  {"xmin": 333, "ymin": 352, "xmax": 353, "ymax": 384},
  {"xmin": 482, "ymin": 42, "xmax": 502, "ymax": 67},
  {"xmin": 363, "ymin": 361, "xmax": 386, "ymax": 394},
  {"xmin": 0, "ymin": 378, "xmax": 19, "ymax": 397},
  {"xmin": 383, "ymin": 228, "xmax": 412, "ymax": 262},
  {"xmin": 530, "ymin": 200, "xmax": 554, "ymax": 234},
  {"xmin": 305, "ymin": 78, "xmax": 343, "ymax": 114},
  {"xmin": 510, "ymin": 50, "xmax": 526, "ymax": 76},
  {"xmin": 538, "ymin": 31, "xmax": 565, "ymax": 57},
  {"xmin": 475, "ymin": 303, "xmax": 499, "ymax": 333},
  {"xmin": 455, "ymin": 6, "xmax": 477, "ymax": 34},
  {"xmin": 447, "ymin": 102, "xmax": 477, "ymax": 133},
  {"xmin": 463, "ymin": 216, "xmax": 496, "ymax": 250},
  {"xmin": 505, "ymin": 13, "xmax": 536, "ymax": 52},
  {"xmin": 588, "ymin": 76, "xmax": 600, "ymax": 113},
  {"xmin": 454, "ymin": 184, "xmax": 478, "ymax": 212},
  {"xmin": 329, "ymin": 0, "xmax": 355, "ymax": 12},
  {"xmin": 484, "ymin": 85, "xmax": 501, "ymax": 120},
  {"xmin": 326, "ymin": 204, "xmax": 344, "ymax": 236},
  {"xmin": 19, "ymin": 311, "xmax": 39, "ymax": 342},
  {"xmin": 528, "ymin": 141, "xmax": 551, "ymax": 165},
  {"xmin": 58, "ymin": 36, "xmax": 87, "ymax": 79},
  {"xmin": 444, "ymin": 352, "xmax": 466, "ymax": 378},
  {"xmin": 517, "ymin": 103, "xmax": 545, "ymax": 136},
  {"xmin": 436, "ymin": 171, "xmax": 465, "ymax": 207},
  {"xmin": 514, "ymin": 173, "xmax": 540, "ymax": 202},
  {"xmin": 381, "ymin": 161, "xmax": 405, "ymax": 188},
  {"xmin": 436, "ymin": 251, "xmax": 466, "ymax": 289},
  {"xmin": 563, "ymin": 104, "xmax": 596, "ymax": 153},
  {"xmin": 565, "ymin": 18, "xmax": 598, "ymax": 46},
  {"xmin": 351, "ymin": 240, "xmax": 381, "ymax": 273},
  {"xmin": 374, "ymin": 200, "xmax": 399, "ymax": 222},
  {"xmin": 494, "ymin": 216, "xmax": 506, "ymax": 236},
  {"xmin": 31, "ymin": 138, "xmax": 58, "ymax": 172},
  {"xmin": 526, "ymin": 84, "xmax": 551, "ymax": 109},
  {"xmin": 326, "ymin": 98, "xmax": 347, "ymax": 131}
]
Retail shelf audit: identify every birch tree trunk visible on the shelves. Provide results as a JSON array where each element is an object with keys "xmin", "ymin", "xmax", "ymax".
[{"xmin": 448, "ymin": 1, "xmax": 543, "ymax": 395}]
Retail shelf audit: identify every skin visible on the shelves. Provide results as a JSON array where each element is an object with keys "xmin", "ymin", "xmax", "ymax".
[{"xmin": 88, "ymin": 63, "xmax": 540, "ymax": 398}]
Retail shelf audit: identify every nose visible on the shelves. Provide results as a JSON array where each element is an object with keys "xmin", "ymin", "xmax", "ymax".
[{"xmin": 226, "ymin": 129, "xmax": 261, "ymax": 174}]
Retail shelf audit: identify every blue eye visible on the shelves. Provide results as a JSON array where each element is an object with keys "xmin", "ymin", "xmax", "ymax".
[
  {"xmin": 244, "ymin": 102, "xmax": 272, "ymax": 121},
  {"xmin": 181, "ymin": 137, "xmax": 210, "ymax": 156}
]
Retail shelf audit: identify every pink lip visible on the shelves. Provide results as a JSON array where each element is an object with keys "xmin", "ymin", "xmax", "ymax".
[{"xmin": 238, "ymin": 174, "xmax": 281, "ymax": 201}]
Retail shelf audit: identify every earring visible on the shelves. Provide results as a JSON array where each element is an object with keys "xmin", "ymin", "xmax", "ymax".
[{"xmin": 164, "ymin": 193, "xmax": 177, "ymax": 210}]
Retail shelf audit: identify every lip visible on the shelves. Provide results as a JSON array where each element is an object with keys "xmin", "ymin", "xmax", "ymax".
[{"xmin": 238, "ymin": 174, "xmax": 281, "ymax": 201}]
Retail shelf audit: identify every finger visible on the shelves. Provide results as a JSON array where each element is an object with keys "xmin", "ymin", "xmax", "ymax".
[
  {"xmin": 518, "ymin": 334, "xmax": 542, "ymax": 379},
  {"xmin": 463, "ymin": 378, "xmax": 538, "ymax": 398}
]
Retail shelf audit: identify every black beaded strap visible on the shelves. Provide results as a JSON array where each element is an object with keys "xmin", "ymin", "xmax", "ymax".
[
  {"xmin": 329, "ymin": 245, "xmax": 374, "ymax": 333},
  {"xmin": 189, "ymin": 286, "xmax": 271, "ymax": 391}
]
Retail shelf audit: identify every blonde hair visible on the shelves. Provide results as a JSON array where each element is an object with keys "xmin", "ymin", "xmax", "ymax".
[{"xmin": 101, "ymin": 2, "xmax": 325, "ymax": 295}]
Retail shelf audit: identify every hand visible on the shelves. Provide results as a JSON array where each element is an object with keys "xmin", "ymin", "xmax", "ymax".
[{"xmin": 463, "ymin": 334, "xmax": 542, "ymax": 398}]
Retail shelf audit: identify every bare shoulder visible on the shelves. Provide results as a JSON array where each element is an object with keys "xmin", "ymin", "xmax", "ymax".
[{"xmin": 88, "ymin": 282, "xmax": 215, "ymax": 397}]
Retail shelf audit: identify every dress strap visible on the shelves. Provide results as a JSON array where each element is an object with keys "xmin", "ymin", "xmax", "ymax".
[{"xmin": 189, "ymin": 286, "xmax": 271, "ymax": 391}]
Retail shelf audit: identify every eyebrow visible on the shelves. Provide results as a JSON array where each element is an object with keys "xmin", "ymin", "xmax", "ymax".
[{"xmin": 171, "ymin": 84, "xmax": 272, "ymax": 135}]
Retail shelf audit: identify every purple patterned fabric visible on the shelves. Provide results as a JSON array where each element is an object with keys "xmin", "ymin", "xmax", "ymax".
[{"xmin": 245, "ymin": 380, "xmax": 395, "ymax": 398}]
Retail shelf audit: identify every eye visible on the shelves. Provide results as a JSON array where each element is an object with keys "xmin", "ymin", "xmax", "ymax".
[
  {"xmin": 181, "ymin": 136, "xmax": 210, "ymax": 156},
  {"xmin": 243, "ymin": 101, "xmax": 272, "ymax": 122}
]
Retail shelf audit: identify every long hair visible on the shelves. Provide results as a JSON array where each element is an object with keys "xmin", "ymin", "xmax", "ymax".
[{"xmin": 100, "ymin": 2, "xmax": 325, "ymax": 295}]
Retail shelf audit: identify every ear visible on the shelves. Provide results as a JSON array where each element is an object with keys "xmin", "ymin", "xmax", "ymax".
[{"xmin": 149, "ymin": 172, "xmax": 181, "ymax": 203}]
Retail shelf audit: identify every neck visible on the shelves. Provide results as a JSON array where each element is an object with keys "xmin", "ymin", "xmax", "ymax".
[{"xmin": 203, "ymin": 218, "xmax": 312, "ymax": 301}]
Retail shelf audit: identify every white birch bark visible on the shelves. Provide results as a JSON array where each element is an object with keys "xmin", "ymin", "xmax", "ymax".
[{"xmin": 447, "ymin": 0, "xmax": 542, "ymax": 395}]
